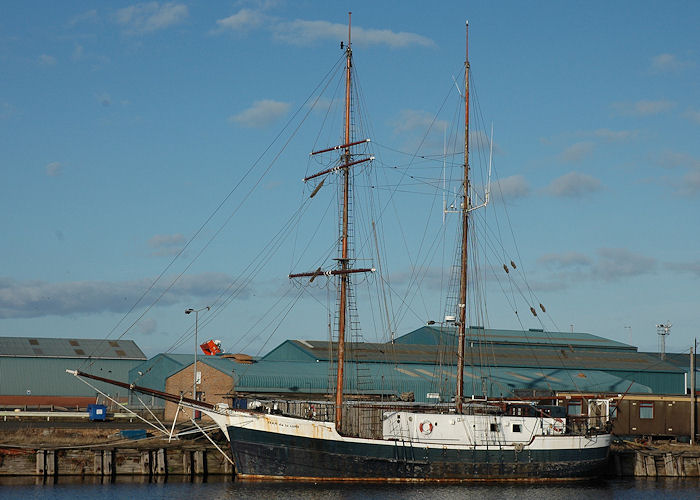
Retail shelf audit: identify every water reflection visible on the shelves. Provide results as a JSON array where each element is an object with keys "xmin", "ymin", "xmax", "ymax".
[{"xmin": 0, "ymin": 477, "xmax": 698, "ymax": 500}]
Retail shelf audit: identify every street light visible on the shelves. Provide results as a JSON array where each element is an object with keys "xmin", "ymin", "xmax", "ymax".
[{"xmin": 185, "ymin": 306, "xmax": 210, "ymax": 401}]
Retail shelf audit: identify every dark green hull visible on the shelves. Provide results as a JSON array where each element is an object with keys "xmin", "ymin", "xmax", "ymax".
[{"xmin": 228, "ymin": 425, "xmax": 610, "ymax": 481}]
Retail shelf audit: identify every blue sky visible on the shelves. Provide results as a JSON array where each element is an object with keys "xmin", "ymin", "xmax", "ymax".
[{"xmin": 1, "ymin": 1, "xmax": 699, "ymax": 359}]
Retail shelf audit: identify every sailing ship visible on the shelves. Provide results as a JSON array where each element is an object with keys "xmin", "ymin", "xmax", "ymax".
[{"xmin": 71, "ymin": 15, "xmax": 611, "ymax": 481}]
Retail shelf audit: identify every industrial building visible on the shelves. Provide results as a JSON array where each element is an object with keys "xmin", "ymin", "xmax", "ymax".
[
  {"xmin": 4, "ymin": 326, "xmax": 694, "ymax": 439},
  {"xmin": 117, "ymin": 325, "xmax": 689, "ymax": 423},
  {"xmin": 252, "ymin": 325, "xmax": 686, "ymax": 398},
  {"xmin": 0, "ymin": 336, "xmax": 146, "ymax": 408}
]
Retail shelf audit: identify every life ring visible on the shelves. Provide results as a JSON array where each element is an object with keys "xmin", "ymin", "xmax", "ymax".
[
  {"xmin": 513, "ymin": 443, "xmax": 524, "ymax": 452},
  {"xmin": 419, "ymin": 420, "xmax": 433, "ymax": 435}
]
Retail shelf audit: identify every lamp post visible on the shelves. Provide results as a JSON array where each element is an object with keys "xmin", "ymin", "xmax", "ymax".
[{"xmin": 185, "ymin": 306, "xmax": 210, "ymax": 401}]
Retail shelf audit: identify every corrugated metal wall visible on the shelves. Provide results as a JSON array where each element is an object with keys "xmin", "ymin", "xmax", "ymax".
[
  {"xmin": 605, "ymin": 370, "xmax": 684, "ymax": 395},
  {"xmin": 0, "ymin": 357, "xmax": 141, "ymax": 399}
]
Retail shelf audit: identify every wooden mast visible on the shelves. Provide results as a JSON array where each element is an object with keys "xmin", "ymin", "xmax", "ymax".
[
  {"xmin": 456, "ymin": 20, "xmax": 470, "ymax": 414},
  {"xmin": 291, "ymin": 12, "xmax": 373, "ymax": 432},
  {"xmin": 335, "ymin": 11, "xmax": 352, "ymax": 431}
]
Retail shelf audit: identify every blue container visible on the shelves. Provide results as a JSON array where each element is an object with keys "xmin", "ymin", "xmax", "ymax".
[
  {"xmin": 120, "ymin": 429, "xmax": 147, "ymax": 440},
  {"xmin": 87, "ymin": 404, "xmax": 107, "ymax": 421}
]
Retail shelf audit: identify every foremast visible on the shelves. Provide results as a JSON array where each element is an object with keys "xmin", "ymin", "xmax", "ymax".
[
  {"xmin": 456, "ymin": 21, "xmax": 470, "ymax": 414},
  {"xmin": 289, "ymin": 12, "xmax": 374, "ymax": 432},
  {"xmin": 337, "ymin": 11, "xmax": 353, "ymax": 433}
]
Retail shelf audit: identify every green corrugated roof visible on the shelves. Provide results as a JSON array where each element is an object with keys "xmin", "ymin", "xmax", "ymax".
[
  {"xmin": 653, "ymin": 352, "xmax": 697, "ymax": 371},
  {"xmin": 263, "ymin": 340, "xmax": 323, "ymax": 362},
  {"xmin": 129, "ymin": 353, "xmax": 192, "ymax": 392},
  {"xmin": 0, "ymin": 336, "xmax": 146, "ymax": 360},
  {"xmin": 199, "ymin": 356, "xmax": 238, "ymax": 375},
  {"xmin": 395, "ymin": 325, "xmax": 637, "ymax": 351},
  {"xmin": 261, "ymin": 339, "xmax": 681, "ymax": 375}
]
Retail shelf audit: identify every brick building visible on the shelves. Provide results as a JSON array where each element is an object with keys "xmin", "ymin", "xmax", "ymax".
[{"xmin": 164, "ymin": 357, "xmax": 235, "ymax": 422}]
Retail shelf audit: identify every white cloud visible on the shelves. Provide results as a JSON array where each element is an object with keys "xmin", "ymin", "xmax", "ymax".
[
  {"xmin": 538, "ymin": 252, "xmax": 592, "ymax": 269},
  {"xmin": 493, "ymin": 175, "xmax": 530, "ymax": 200},
  {"xmin": 307, "ymin": 96, "xmax": 341, "ymax": 113},
  {"xmin": 666, "ymin": 260, "xmax": 700, "ymax": 277},
  {"xmin": 215, "ymin": 8, "xmax": 266, "ymax": 33},
  {"xmin": 229, "ymin": 99, "xmax": 290, "ymax": 128},
  {"xmin": 653, "ymin": 149, "xmax": 700, "ymax": 169},
  {"xmin": 593, "ymin": 248, "xmax": 657, "ymax": 281},
  {"xmin": 650, "ymin": 53, "xmax": 695, "ymax": 73},
  {"xmin": 45, "ymin": 162, "xmax": 62, "ymax": 176},
  {"xmin": 388, "ymin": 267, "xmax": 446, "ymax": 291},
  {"xmin": 391, "ymin": 109, "xmax": 447, "ymax": 135},
  {"xmin": 149, "ymin": 233, "xmax": 185, "ymax": 248},
  {"xmin": 541, "ymin": 129, "xmax": 638, "ymax": 146},
  {"xmin": 0, "ymin": 272, "xmax": 240, "ymax": 319},
  {"xmin": 650, "ymin": 150, "xmax": 700, "ymax": 197},
  {"xmin": 546, "ymin": 171, "xmax": 603, "ymax": 198},
  {"xmin": 684, "ymin": 109, "xmax": 700, "ymax": 125},
  {"xmin": 559, "ymin": 142, "xmax": 594, "ymax": 163},
  {"xmin": 389, "ymin": 109, "xmax": 452, "ymax": 151},
  {"xmin": 0, "ymin": 102, "xmax": 15, "ymax": 119},
  {"xmin": 611, "ymin": 99, "xmax": 676, "ymax": 117},
  {"xmin": 653, "ymin": 150, "xmax": 700, "ymax": 169},
  {"xmin": 38, "ymin": 54, "xmax": 57, "ymax": 66},
  {"xmin": 213, "ymin": 8, "xmax": 435, "ymax": 49},
  {"xmin": 68, "ymin": 9, "xmax": 98, "ymax": 27},
  {"xmin": 115, "ymin": 2, "xmax": 188, "ymax": 35},
  {"xmin": 273, "ymin": 19, "xmax": 436, "ymax": 48},
  {"xmin": 136, "ymin": 317, "xmax": 158, "ymax": 335},
  {"xmin": 148, "ymin": 233, "xmax": 186, "ymax": 256},
  {"xmin": 535, "ymin": 248, "xmax": 657, "ymax": 289},
  {"xmin": 72, "ymin": 44, "xmax": 84, "ymax": 61},
  {"xmin": 592, "ymin": 128, "xmax": 638, "ymax": 142},
  {"xmin": 470, "ymin": 129, "xmax": 499, "ymax": 154},
  {"xmin": 678, "ymin": 169, "xmax": 700, "ymax": 197}
]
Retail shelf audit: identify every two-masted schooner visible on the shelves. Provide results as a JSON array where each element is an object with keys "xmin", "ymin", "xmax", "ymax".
[{"xmin": 71, "ymin": 15, "xmax": 611, "ymax": 481}]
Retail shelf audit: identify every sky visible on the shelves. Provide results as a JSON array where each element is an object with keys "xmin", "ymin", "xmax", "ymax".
[{"xmin": 1, "ymin": 1, "xmax": 699, "ymax": 360}]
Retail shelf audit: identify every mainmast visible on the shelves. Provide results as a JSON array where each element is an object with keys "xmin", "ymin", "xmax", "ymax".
[
  {"xmin": 289, "ymin": 12, "xmax": 374, "ymax": 432},
  {"xmin": 456, "ymin": 21, "xmax": 470, "ymax": 414}
]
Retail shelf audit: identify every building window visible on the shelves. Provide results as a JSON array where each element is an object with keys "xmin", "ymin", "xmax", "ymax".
[
  {"xmin": 567, "ymin": 401, "xmax": 582, "ymax": 416},
  {"xmin": 512, "ymin": 424, "xmax": 522, "ymax": 433},
  {"xmin": 640, "ymin": 401, "xmax": 654, "ymax": 419},
  {"xmin": 610, "ymin": 405, "xmax": 618, "ymax": 419},
  {"xmin": 490, "ymin": 423, "xmax": 499, "ymax": 432}
]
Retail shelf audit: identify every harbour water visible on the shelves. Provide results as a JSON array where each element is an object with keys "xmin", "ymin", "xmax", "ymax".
[{"xmin": 1, "ymin": 477, "xmax": 699, "ymax": 500}]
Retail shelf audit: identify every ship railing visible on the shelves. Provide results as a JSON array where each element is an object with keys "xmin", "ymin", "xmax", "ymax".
[
  {"xmin": 566, "ymin": 415, "xmax": 612, "ymax": 436},
  {"xmin": 244, "ymin": 398, "xmax": 512, "ymax": 439}
]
